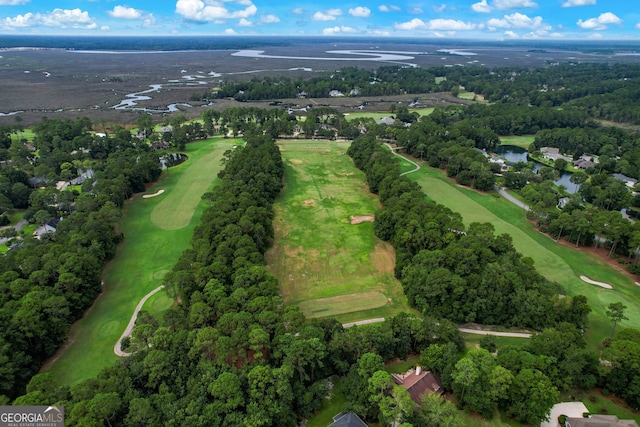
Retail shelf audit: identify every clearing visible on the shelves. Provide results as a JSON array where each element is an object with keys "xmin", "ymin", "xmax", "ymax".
[{"xmin": 266, "ymin": 140, "xmax": 412, "ymax": 323}]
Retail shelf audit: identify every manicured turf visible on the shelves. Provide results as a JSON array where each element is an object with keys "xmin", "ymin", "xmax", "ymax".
[
  {"xmin": 401, "ymin": 155, "xmax": 640, "ymax": 349},
  {"xmin": 44, "ymin": 138, "xmax": 237, "ymax": 385},
  {"xmin": 499, "ymin": 135, "xmax": 535, "ymax": 149},
  {"xmin": 345, "ymin": 107, "xmax": 434, "ymax": 122},
  {"xmin": 266, "ymin": 140, "xmax": 412, "ymax": 322}
]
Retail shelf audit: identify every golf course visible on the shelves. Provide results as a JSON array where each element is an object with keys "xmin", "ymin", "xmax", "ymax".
[
  {"xmin": 266, "ymin": 140, "xmax": 413, "ymax": 323},
  {"xmin": 43, "ymin": 138, "xmax": 238, "ymax": 385},
  {"xmin": 391, "ymin": 148, "xmax": 640, "ymax": 349}
]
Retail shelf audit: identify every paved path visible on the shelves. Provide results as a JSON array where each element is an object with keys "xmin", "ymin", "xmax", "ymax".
[
  {"xmin": 458, "ymin": 327, "xmax": 532, "ymax": 338},
  {"xmin": 114, "ymin": 285, "xmax": 165, "ymax": 357},
  {"xmin": 497, "ymin": 187, "xmax": 530, "ymax": 211},
  {"xmin": 342, "ymin": 318, "xmax": 385, "ymax": 328},
  {"xmin": 384, "ymin": 143, "xmax": 420, "ymax": 176},
  {"xmin": 342, "ymin": 317, "xmax": 532, "ymax": 338}
]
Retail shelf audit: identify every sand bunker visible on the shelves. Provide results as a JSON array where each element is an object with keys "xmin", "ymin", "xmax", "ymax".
[
  {"xmin": 142, "ymin": 189, "xmax": 165, "ymax": 199},
  {"xmin": 580, "ymin": 275, "xmax": 613, "ymax": 289},
  {"xmin": 350, "ymin": 215, "xmax": 374, "ymax": 225},
  {"xmin": 302, "ymin": 199, "xmax": 316, "ymax": 207}
]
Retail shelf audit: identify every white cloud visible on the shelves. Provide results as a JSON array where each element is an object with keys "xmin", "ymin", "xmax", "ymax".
[
  {"xmin": 260, "ymin": 14, "xmax": 280, "ymax": 24},
  {"xmin": 238, "ymin": 17, "xmax": 253, "ymax": 26},
  {"xmin": 41, "ymin": 8, "xmax": 96, "ymax": 28},
  {"xmin": 577, "ymin": 11, "xmax": 621, "ymax": 30},
  {"xmin": 394, "ymin": 18, "xmax": 425, "ymax": 30},
  {"xmin": 175, "ymin": 0, "xmax": 257, "ymax": 22},
  {"xmin": 292, "ymin": 7, "xmax": 303, "ymax": 14},
  {"xmin": 108, "ymin": 5, "xmax": 142, "ymax": 19},
  {"xmin": 368, "ymin": 29, "xmax": 390, "ymax": 36},
  {"xmin": 433, "ymin": 4, "xmax": 446, "ymax": 12},
  {"xmin": 487, "ymin": 13, "xmax": 550, "ymax": 30},
  {"xmin": 143, "ymin": 14, "xmax": 156, "ymax": 27},
  {"xmin": 101, "ymin": 25, "xmax": 110, "ymax": 31},
  {"xmin": 0, "ymin": 0, "xmax": 30, "ymax": 4},
  {"xmin": 587, "ymin": 32, "xmax": 603, "ymax": 39},
  {"xmin": 636, "ymin": 22, "xmax": 640, "ymax": 30},
  {"xmin": 493, "ymin": 0, "xmax": 538, "ymax": 10},
  {"xmin": 472, "ymin": 0, "xmax": 492, "ymax": 13},
  {"xmin": 224, "ymin": 28, "xmax": 237, "ymax": 34},
  {"xmin": 379, "ymin": 4, "xmax": 401, "ymax": 12},
  {"xmin": 428, "ymin": 19, "xmax": 475, "ymax": 30},
  {"xmin": 562, "ymin": 0, "xmax": 596, "ymax": 6},
  {"xmin": 2, "ymin": 12, "xmax": 34, "ymax": 28},
  {"xmin": 504, "ymin": 30, "xmax": 519, "ymax": 38},
  {"xmin": 394, "ymin": 18, "xmax": 475, "ymax": 31},
  {"xmin": 322, "ymin": 25, "xmax": 357, "ymax": 35},
  {"xmin": 348, "ymin": 7, "xmax": 370, "ymax": 18},
  {"xmin": 408, "ymin": 7, "xmax": 423, "ymax": 14},
  {"xmin": 312, "ymin": 8, "xmax": 342, "ymax": 21}
]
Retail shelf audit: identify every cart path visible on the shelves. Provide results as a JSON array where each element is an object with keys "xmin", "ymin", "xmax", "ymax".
[
  {"xmin": 114, "ymin": 285, "xmax": 165, "ymax": 357},
  {"xmin": 384, "ymin": 143, "xmax": 420, "ymax": 176},
  {"xmin": 342, "ymin": 317, "xmax": 532, "ymax": 338}
]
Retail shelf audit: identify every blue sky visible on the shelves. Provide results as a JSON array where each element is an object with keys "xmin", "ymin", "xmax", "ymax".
[{"xmin": 0, "ymin": 0, "xmax": 639, "ymax": 40}]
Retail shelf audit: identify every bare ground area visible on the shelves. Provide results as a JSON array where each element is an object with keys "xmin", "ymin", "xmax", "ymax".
[{"xmin": 350, "ymin": 214, "xmax": 374, "ymax": 224}]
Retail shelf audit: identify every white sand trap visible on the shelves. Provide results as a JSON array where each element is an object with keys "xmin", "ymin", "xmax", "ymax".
[
  {"xmin": 580, "ymin": 275, "xmax": 613, "ymax": 289},
  {"xmin": 143, "ymin": 189, "xmax": 165, "ymax": 199},
  {"xmin": 636, "ymin": 282, "xmax": 640, "ymax": 287}
]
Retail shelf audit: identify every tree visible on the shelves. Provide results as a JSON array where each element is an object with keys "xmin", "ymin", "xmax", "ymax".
[
  {"xmin": 412, "ymin": 393, "xmax": 463, "ymax": 427},
  {"xmin": 607, "ymin": 302, "xmax": 629, "ymax": 337}
]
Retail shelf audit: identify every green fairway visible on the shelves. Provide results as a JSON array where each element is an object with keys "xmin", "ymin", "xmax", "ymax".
[
  {"xmin": 499, "ymin": 135, "xmax": 535, "ymax": 149},
  {"xmin": 44, "ymin": 138, "xmax": 237, "ymax": 385},
  {"xmin": 345, "ymin": 108, "xmax": 434, "ymax": 122},
  {"xmin": 402, "ymin": 157, "xmax": 640, "ymax": 349},
  {"xmin": 266, "ymin": 140, "xmax": 412, "ymax": 322}
]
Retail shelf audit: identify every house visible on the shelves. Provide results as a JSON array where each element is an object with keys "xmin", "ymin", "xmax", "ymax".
[
  {"xmin": 70, "ymin": 169, "xmax": 95, "ymax": 186},
  {"xmin": 565, "ymin": 415, "xmax": 639, "ymax": 427},
  {"xmin": 540, "ymin": 147, "xmax": 572, "ymax": 162},
  {"xmin": 328, "ymin": 411, "xmax": 368, "ymax": 427},
  {"xmin": 573, "ymin": 159, "xmax": 595, "ymax": 170},
  {"xmin": 558, "ymin": 197, "xmax": 571, "ymax": 209},
  {"xmin": 376, "ymin": 117, "xmax": 396, "ymax": 126},
  {"xmin": 612, "ymin": 173, "xmax": 638, "ymax": 189},
  {"xmin": 391, "ymin": 366, "xmax": 443, "ymax": 404},
  {"xmin": 33, "ymin": 218, "xmax": 60, "ymax": 240},
  {"xmin": 329, "ymin": 90, "xmax": 344, "ymax": 97}
]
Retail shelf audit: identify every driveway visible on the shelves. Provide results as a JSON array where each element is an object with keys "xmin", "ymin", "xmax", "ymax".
[{"xmin": 541, "ymin": 402, "xmax": 588, "ymax": 427}]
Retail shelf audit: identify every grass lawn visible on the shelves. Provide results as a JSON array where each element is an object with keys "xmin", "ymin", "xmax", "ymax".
[
  {"xmin": 403, "ymin": 157, "xmax": 640, "ymax": 350},
  {"xmin": 266, "ymin": 140, "xmax": 413, "ymax": 323},
  {"xmin": 345, "ymin": 108, "xmax": 434, "ymax": 122},
  {"xmin": 499, "ymin": 135, "xmax": 535, "ymax": 149},
  {"xmin": 44, "ymin": 138, "xmax": 238, "ymax": 385},
  {"xmin": 458, "ymin": 92, "xmax": 487, "ymax": 103},
  {"xmin": 306, "ymin": 378, "xmax": 349, "ymax": 427},
  {"xmin": 581, "ymin": 390, "xmax": 640, "ymax": 423},
  {"xmin": 460, "ymin": 332, "xmax": 530, "ymax": 352}
]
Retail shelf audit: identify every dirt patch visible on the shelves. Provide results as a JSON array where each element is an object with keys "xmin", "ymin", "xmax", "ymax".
[
  {"xmin": 289, "ymin": 159, "xmax": 303, "ymax": 164},
  {"xmin": 303, "ymin": 199, "xmax": 316, "ymax": 207},
  {"xmin": 370, "ymin": 241, "xmax": 396, "ymax": 275},
  {"xmin": 350, "ymin": 214, "xmax": 374, "ymax": 224}
]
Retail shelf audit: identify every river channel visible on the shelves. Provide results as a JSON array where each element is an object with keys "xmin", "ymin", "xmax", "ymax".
[{"xmin": 493, "ymin": 144, "xmax": 578, "ymax": 194}]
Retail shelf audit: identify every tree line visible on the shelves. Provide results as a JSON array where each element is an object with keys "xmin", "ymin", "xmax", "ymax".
[{"xmin": 347, "ymin": 135, "xmax": 591, "ymax": 330}]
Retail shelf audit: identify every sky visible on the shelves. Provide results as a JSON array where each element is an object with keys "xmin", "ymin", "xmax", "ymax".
[{"xmin": 0, "ymin": 0, "xmax": 639, "ymax": 41}]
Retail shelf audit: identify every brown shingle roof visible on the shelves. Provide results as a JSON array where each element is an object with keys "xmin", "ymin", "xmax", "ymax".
[{"xmin": 391, "ymin": 368, "xmax": 443, "ymax": 404}]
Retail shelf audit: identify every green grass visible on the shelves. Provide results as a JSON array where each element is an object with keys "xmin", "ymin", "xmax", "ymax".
[
  {"xmin": 460, "ymin": 333, "xmax": 530, "ymax": 352},
  {"xmin": 499, "ymin": 135, "xmax": 535, "ymax": 149},
  {"xmin": 345, "ymin": 108, "xmax": 434, "ymax": 122},
  {"xmin": 581, "ymin": 390, "xmax": 640, "ymax": 423},
  {"xmin": 306, "ymin": 378, "xmax": 349, "ymax": 427},
  {"xmin": 10, "ymin": 128, "xmax": 35, "ymax": 142},
  {"xmin": 266, "ymin": 140, "xmax": 412, "ymax": 322},
  {"xmin": 405, "ymin": 159, "xmax": 640, "ymax": 350},
  {"xmin": 458, "ymin": 92, "xmax": 487, "ymax": 103},
  {"xmin": 44, "ymin": 138, "xmax": 238, "ymax": 385}
]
